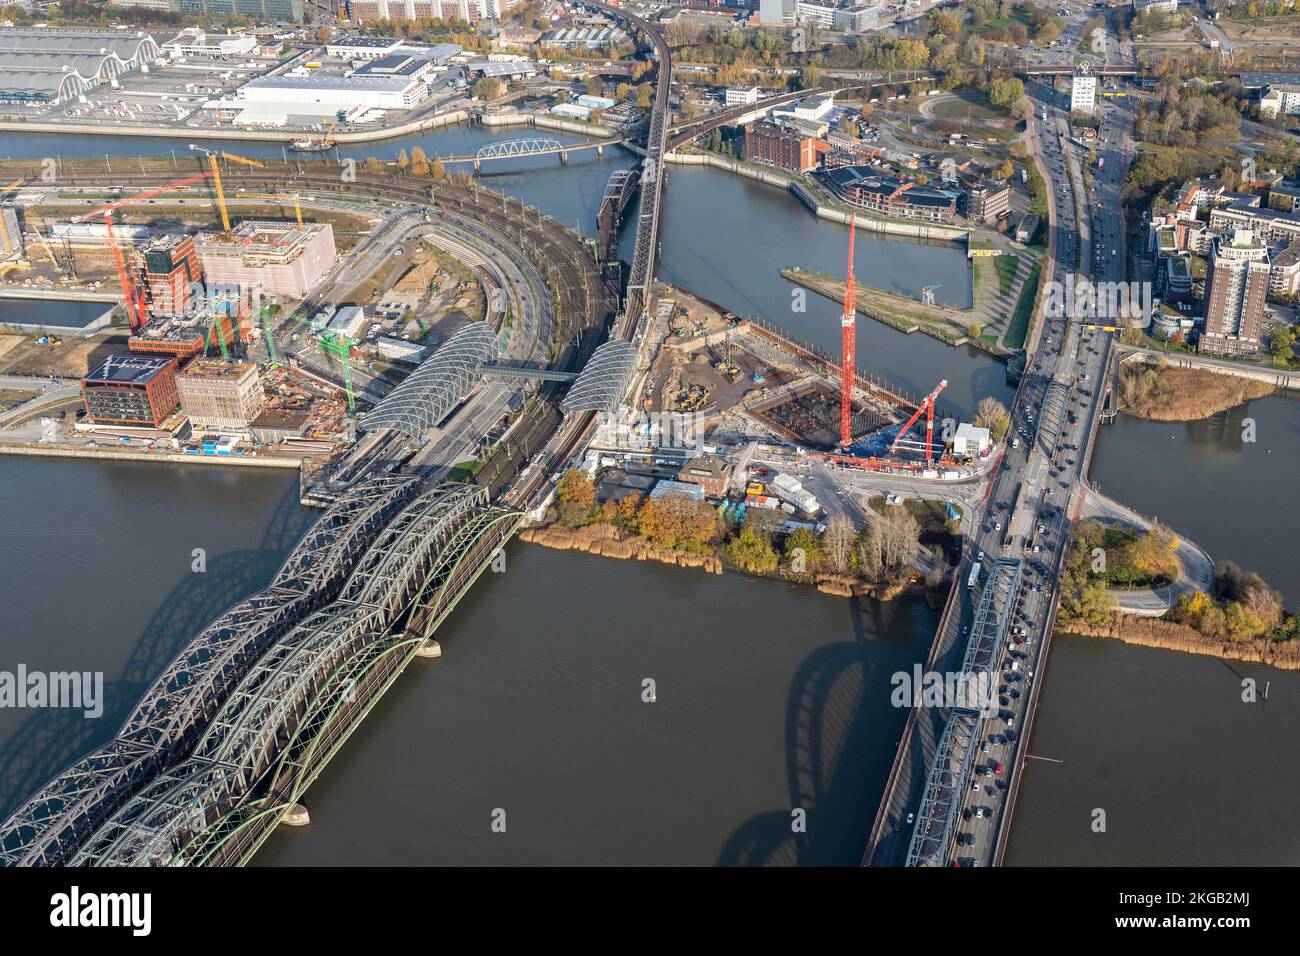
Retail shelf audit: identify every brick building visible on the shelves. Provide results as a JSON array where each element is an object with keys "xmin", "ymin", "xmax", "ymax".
[{"xmin": 81, "ymin": 353, "xmax": 179, "ymax": 427}]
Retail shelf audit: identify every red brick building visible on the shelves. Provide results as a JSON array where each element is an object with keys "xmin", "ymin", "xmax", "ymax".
[
  {"xmin": 743, "ymin": 121, "xmax": 827, "ymax": 174},
  {"xmin": 81, "ymin": 353, "xmax": 180, "ymax": 427}
]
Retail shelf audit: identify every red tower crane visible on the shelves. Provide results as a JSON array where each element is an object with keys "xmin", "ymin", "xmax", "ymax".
[
  {"xmin": 840, "ymin": 214, "xmax": 857, "ymax": 448},
  {"xmin": 72, "ymin": 170, "xmax": 215, "ymax": 333},
  {"xmin": 889, "ymin": 379, "xmax": 948, "ymax": 466}
]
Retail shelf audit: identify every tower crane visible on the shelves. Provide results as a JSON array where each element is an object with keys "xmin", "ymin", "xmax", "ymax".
[
  {"xmin": 188, "ymin": 145, "xmax": 267, "ymax": 231},
  {"xmin": 232, "ymin": 190, "xmax": 304, "ymax": 225},
  {"xmin": 839, "ymin": 213, "xmax": 857, "ymax": 448},
  {"xmin": 72, "ymin": 170, "xmax": 216, "ymax": 332},
  {"xmin": 319, "ymin": 330, "xmax": 357, "ymax": 414},
  {"xmin": 889, "ymin": 379, "xmax": 948, "ymax": 466}
]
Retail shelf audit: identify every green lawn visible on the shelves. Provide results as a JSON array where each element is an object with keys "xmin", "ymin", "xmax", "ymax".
[
  {"xmin": 930, "ymin": 90, "xmax": 1011, "ymax": 121},
  {"xmin": 1003, "ymin": 260, "xmax": 1042, "ymax": 351}
]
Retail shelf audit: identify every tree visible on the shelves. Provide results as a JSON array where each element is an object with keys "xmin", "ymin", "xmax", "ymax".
[
  {"xmin": 556, "ymin": 469, "xmax": 595, "ymax": 509},
  {"xmin": 1268, "ymin": 325, "xmax": 1295, "ymax": 362},
  {"xmin": 396, "ymin": 148, "xmax": 410, "ymax": 171},
  {"xmin": 639, "ymin": 497, "xmax": 718, "ymax": 550},
  {"xmin": 473, "ymin": 77, "xmax": 505, "ymax": 100},
  {"xmin": 784, "ymin": 527, "xmax": 825, "ymax": 573},
  {"xmin": 409, "ymin": 146, "xmax": 430, "ymax": 177},
  {"xmin": 987, "ymin": 76, "xmax": 1024, "ymax": 108},
  {"xmin": 635, "ymin": 83, "xmax": 653, "ymax": 109},
  {"xmin": 363, "ymin": 156, "xmax": 386, "ymax": 174},
  {"xmin": 728, "ymin": 526, "xmax": 779, "ymax": 574},
  {"xmin": 585, "ymin": 75, "xmax": 603, "ymax": 97},
  {"xmin": 975, "ymin": 397, "xmax": 1011, "ymax": 443},
  {"xmin": 823, "ymin": 514, "xmax": 856, "ymax": 573}
]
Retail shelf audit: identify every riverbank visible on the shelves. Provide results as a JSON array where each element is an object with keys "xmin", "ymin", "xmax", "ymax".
[
  {"xmin": 520, "ymin": 522, "xmax": 924, "ymax": 600},
  {"xmin": 1068, "ymin": 612, "xmax": 1300, "ymax": 670},
  {"xmin": 665, "ymin": 150, "xmax": 970, "ymax": 243},
  {"xmin": 0, "ymin": 442, "xmax": 302, "ymax": 469},
  {"xmin": 781, "ymin": 267, "xmax": 1007, "ymax": 357},
  {"xmin": 1118, "ymin": 361, "xmax": 1276, "ymax": 421}
]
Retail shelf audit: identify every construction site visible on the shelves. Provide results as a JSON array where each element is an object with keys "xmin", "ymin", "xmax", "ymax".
[
  {"xmin": 632, "ymin": 219, "xmax": 986, "ymax": 481},
  {"xmin": 0, "ymin": 154, "xmax": 484, "ymax": 465}
]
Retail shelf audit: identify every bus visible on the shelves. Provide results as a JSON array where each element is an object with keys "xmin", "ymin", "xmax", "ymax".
[{"xmin": 967, "ymin": 560, "xmax": 982, "ymax": 591}]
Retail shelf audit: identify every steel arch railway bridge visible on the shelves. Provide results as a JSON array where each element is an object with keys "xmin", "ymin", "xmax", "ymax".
[{"xmin": 0, "ymin": 481, "xmax": 521, "ymax": 867}]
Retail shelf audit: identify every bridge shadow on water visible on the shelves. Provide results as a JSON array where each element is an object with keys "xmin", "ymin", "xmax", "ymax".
[
  {"xmin": 0, "ymin": 483, "xmax": 313, "ymax": 821},
  {"xmin": 716, "ymin": 595, "xmax": 921, "ymax": 867}
]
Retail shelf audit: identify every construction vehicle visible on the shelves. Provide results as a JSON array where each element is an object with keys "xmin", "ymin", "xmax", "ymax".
[{"xmin": 889, "ymin": 379, "xmax": 948, "ymax": 466}]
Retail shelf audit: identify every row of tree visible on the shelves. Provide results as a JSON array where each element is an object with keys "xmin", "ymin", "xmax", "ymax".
[{"xmin": 554, "ymin": 470, "xmax": 927, "ymax": 585}]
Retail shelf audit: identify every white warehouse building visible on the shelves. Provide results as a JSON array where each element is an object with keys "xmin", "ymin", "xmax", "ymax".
[{"xmin": 232, "ymin": 73, "xmax": 429, "ymax": 118}]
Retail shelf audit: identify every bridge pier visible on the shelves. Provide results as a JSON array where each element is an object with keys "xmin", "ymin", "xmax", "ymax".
[
  {"xmin": 560, "ymin": 149, "xmax": 569, "ymax": 165},
  {"xmin": 416, "ymin": 639, "xmax": 443, "ymax": 659},
  {"xmin": 282, "ymin": 804, "xmax": 310, "ymax": 827},
  {"xmin": 473, "ymin": 159, "xmax": 481, "ymax": 174},
  {"xmin": 596, "ymin": 144, "xmax": 603, "ymax": 157}
]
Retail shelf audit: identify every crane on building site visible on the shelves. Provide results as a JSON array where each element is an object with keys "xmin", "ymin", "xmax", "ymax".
[
  {"xmin": 889, "ymin": 378, "xmax": 948, "ymax": 466},
  {"xmin": 188, "ymin": 145, "xmax": 267, "ymax": 231},
  {"xmin": 839, "ymin": 214, "xmax": 857, "ymax": 448},
  {"xmin": 319, "ymin": 330, "xmax": 357, "ymax": 415},
  {"xmin": 72, "ymin": 170, "xmax": 217, "ymax": 332}
]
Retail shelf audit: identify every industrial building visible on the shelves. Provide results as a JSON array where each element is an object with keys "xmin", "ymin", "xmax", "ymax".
[
  {"xmin": 675, "ymin": 454, "xmax": 733, "ymax": 497},
  {"xmin": 197, "ymin": 221, "xmax": 336, "ymax": 300},
  {"xmin": 227, "ymin": 73, "xmax": 430, "ymax": 123},
  {"xmin": 540, "ymin": 27, "xmax": 629, "ymax": 48},
  {"xmin": 81, "ymin": 353, "xmax": 180, "ymax": 427},
  {"xmin": 131, "ymin": 234, "xmax": 203, "ymax": 318},
  {"xmin": 0, "ymin": 28, "xmax": 163, "ymax": 104},
  {"xmin": 176, "ymin": 359, "xmax": 267, "ymax": 430},
  {"xmin": 349, "ymin": 0, "xmax": 502, "ymax": 21},
  {"xmin": 1202, "ymin": 229, "xmax": 1271, "ymax": 356}
]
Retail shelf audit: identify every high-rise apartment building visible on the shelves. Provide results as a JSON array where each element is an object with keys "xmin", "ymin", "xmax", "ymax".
[
  {"xmin": 1071, "ymin": 64, "xmax": 1097, "ymax": 115},
  {"xmin": 1202, "ymin": 229, "xmax": 1271, "ymax": 355}
]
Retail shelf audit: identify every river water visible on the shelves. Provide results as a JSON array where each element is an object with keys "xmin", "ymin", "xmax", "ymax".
[{"xmin": 0, "ymin": 124, "xmax": 1296, "ymax": 865}]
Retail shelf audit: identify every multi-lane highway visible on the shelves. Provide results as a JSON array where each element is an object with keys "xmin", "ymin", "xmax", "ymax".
[{"xmin": 866, "ymin": 17, "xmax": 1136, "ymax": 867}]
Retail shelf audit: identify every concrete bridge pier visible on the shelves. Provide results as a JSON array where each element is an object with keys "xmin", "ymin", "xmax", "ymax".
[
  {"xmin": 473, "ymin": 159, "xmax": 481, "ymax": 174},
  {"xmin": 416, "ymin": 639, "xmax": 443, "ymax": 659},
  {"xmin": 560, "ymin": 149, "xmax": 569, "ymax": 165},
  {"xmin": 596, "ymin": 144, "xmax": 603, "ymax": 157},
  {"xmin": 282, "ymin": 804, "xmax": 310, "ymax": 827}
]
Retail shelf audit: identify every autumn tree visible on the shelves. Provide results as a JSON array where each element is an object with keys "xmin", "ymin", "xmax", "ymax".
[
  {"xmin": 823, "ymin": 514, "xmax": 856, "ymax": 574},
  {"xmin": 974, "ymin": 396, "xmax": 1011, "ymax": 443}
]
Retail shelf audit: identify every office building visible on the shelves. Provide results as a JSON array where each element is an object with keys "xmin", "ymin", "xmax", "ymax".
[
  {"xmin": 725, "ymin": 86, "xmax": 761, "ymax": 106},
  {"xmin": 81, "ymin": 354, "xmax": 179, "ymax": 427},
  {"xmin": 822, "ymin": 166, "xmax": 959, "ymax": 223},
  {"xmin": 197, "ymin": 221, "xmax": 336, "ymax": 300},
  {"xmin": 1202, "ymin": 229, "xmax": 1271, "ymax": 355},
  {"xmin": 1071, "ymin": 64, "xmax": 1097, "ymax": 115},
  {"xmin": 0, "ymin": 203, "xmax": 21, "ymax": 259},
  {"xmin": 350, "ymin": 0, "xmax": 501, "ymax": 21},
  {"xmin": 176, "ymin": 359, "xmax": 266, "ymax": 430},
  {"xmin": 132, "ymin": 234, "xmax": 203, "ymax": 319},
  {"xmin": 966, "ymin": 179, "xmax": 1011, "ymax": 225}
]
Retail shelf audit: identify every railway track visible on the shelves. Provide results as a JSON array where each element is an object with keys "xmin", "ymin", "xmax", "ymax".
[{"xmin": 33, "ymin": 165, "xmax": 620, "ymax": 507}]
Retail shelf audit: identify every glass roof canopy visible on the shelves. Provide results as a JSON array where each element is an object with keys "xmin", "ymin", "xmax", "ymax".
[
  {"xmin": 560, "ymin": 338, "xmax": 638, "ymax": 414},
  {"xmin": 360, "ymin": 322, "xmax": 498, "ymax": 439}
]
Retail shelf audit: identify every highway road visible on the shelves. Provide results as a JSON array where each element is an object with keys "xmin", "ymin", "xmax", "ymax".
[{"xmin": 865, "ymin": 15, "xmax": 1138, "ymax": 867}]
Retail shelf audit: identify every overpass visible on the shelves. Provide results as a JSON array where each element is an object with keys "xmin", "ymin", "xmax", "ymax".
[{"xmin": 1022, "ymin": 64, "xmax": 1137, "ymax": 77}]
